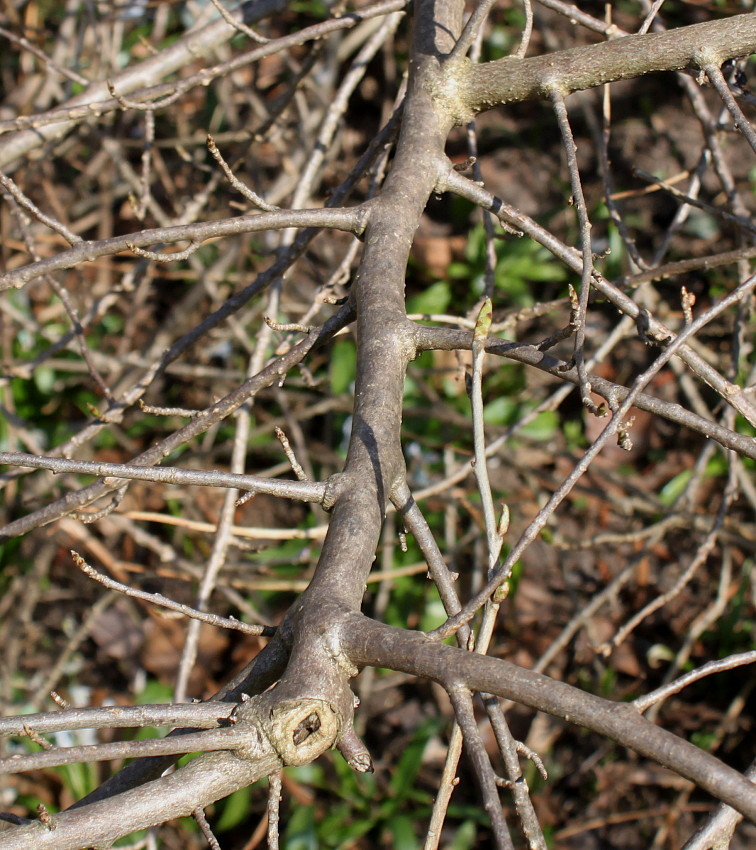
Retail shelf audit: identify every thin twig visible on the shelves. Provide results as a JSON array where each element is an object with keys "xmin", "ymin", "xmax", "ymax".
[
  {"xmin": 0, "ymin": 727, "xmax": 247, "ymax": 775},
  {"xmin": 637, "ymin": 0, "xmax": 666, "ymax": 35},
  {"xmin": 135, "ymin": 109, "xmax": 155, "ymax": 220},
  {"xmin": 438, "ymin": 166, "xmax": 756, "ymax": 427},
  {"xmin": 428, "ymin": 271, "xmax": 756, "ymax": 640},
  {"xmin": 193, "ymin": 808, "xmax": 221, "ymax": 850},
  {"xmin": 0, "ymin": 206, "xmax": 370, "ymax": 290},
  {"xmin": 423, "ymin": 722, "xmax": 464, "ymax": 850},
  {"xmin": 208, "ymin": 0, "xmax": 269, "ymax": 43},
  {"xmin": 0, "ymin": 0, "xmax": 408, "ymax": 144},
  {"xmin": 702, "ymin": 61, "xmax": 756, "ymax": 154},
  {"xmin": 513, "ymin": 0, "xmax": 534, "ymax": 58},
  {"xmin": 600, "ymin": 457, "xmax": 737, "ymax": 656},
  {"xmin": 207, "ymin": 135, "xmax": 279, "ymax": 211},
  {"xmin": 0, "ymin": 25, "xmax": 89, "ymax": 86},
  {"xmin": 448, "ymin": 0, "xmax": 499, "ymax": 64},
  {"xmin": 536, "ymin": 283, "xmax": 579, "ymax": 352},
  {"xmin": 72, "ymin": 551, "xmax": 274, "ymax": 636},
  {"xmin": 138, "ymin": 399, "xmax": 200, "ymax": 417},
  {"xmin": 275, "ymin": 427, "xmax": 309, "ymax": 481},
  {"xmin": 0, "ymin": 171, "xmax": 82, "ymax": 245},
  {"xmin": 634, "ymin": 652, "xmax": 756, "ymax": 713},
  {"xmin": 69, "ymin": 485, "xmax": 127, "ymax": 523},
  {"xmin": 0, "ymin": 703, "xmax": 236, "ymax": 737},
  {"xmin": 127, "ymin": 241, "xmax": 202, "ymax": 262},
  {"xmin": 0, "ymin": 452, "xmax": 326, "ymax": 503},
  {"xmin": 470, "ymin": 298, "xmax": 502, "ymax": 572},
  {"xmin": 123, "ymin": 510, "xmax": 328, "ymax": 540},
  {"xmin": 107, "ymin": 78, "xmax": 184, "ymax": 112},
  {"xmin": 549, "ymin": 87, "xmax": 600, "ymax": 415},
  {"xmin": 267, "ymin": 770, "xmax": 283, "ymax": 850},
  {"xmin": 633, "ymin": 168, "xmax": 756, "ymax": 236},
  {"xmin": 448, "ymin": 686, "xmax": 514, "ymax": 850},
  {"xmin": 264, "ymin": 316, "xmax": 313, "ymax": 333},
  {"xmin": 31, "ymin": 591, "xmax": 120, "ymax": 708}
]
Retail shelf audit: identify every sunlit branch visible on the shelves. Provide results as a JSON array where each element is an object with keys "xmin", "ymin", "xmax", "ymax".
[
  {"xmin": 0, "ymin": 452, "xmax": 326, "ymax": 503},
  {"xmin": 0, "ymin": 206, "xmax": 371, "ymax": 291}
]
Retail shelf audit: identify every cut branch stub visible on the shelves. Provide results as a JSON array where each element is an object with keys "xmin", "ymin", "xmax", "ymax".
[{"xmin": 234, "ymin": 697, "xmax": 344, "ymax": 767}]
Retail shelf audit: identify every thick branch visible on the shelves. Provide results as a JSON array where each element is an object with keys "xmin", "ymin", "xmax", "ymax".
[
  {"xmin": 290, "ymin": 0, "xmax": 461, "ymax": 613},
  {"xmin": 340, "ymin": 614, "xmax": 756, "ymax": 822},
  {"xmin": 437, "ymin": 13, "xmax": 756, "ymax": 122},
  {"xmin": 411, "ymin": 326, "xmax": 756, "ymax": 461},
  {"xmin": 0, "ymin": 748, "xmax": 278, "ymax": 849}
]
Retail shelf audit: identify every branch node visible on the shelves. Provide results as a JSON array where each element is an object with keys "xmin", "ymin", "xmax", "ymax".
[
  {"xmin": 127, "ymin": 241, "xmax": 201, "ymax": 262},
  {"xmin": 264, "ymin": 316, "xmax": 313, "ymax": 334},
  {"xmin": 36, "ymin": 804, "xmax": 56, "ymax": 831},
  {"xmin": 321, "ymin": 473, "xmax": 341, "ymax": 511},
  {"xmin": 617, "ymin": 416, "xmax": 636, "ymax": 452}
]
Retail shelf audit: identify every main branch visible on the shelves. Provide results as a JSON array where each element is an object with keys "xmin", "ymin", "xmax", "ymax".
[{"xmin": 436, "ymin": 13, "xmax": 756, "ymax": 122}]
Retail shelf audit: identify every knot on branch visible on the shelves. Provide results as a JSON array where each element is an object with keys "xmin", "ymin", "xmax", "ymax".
[
  {"xmin": 321, "ymin": 473, "xmax": 343, "ymax": 511},
  {"xmin": 263, "ymin": 698, "xmax": 342, "ymax": 766},
  {"xmin": 324, "ymin": 637, "xmax": 360, "ymax": 679},
  {"xmin": 432, "ymin": 58, "xmax": 475, "ymax": 126}
]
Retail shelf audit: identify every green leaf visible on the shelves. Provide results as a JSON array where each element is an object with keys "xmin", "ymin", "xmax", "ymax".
[
  {"xmin": 448, "ymin": 820, "xmax": 478, "ymax": 850},
  {"xmin": 329, "ymin": 338, "xmax": 356, "ymax": 395},
  {"xmin": 659, "ymin": 469, "xmax": 692, "ymax": 506},
  {"xmin": 215, "ymin": 785, "xmax": 253, "ymax": 832},
  {"xmin": 473, "ymin": 297, "xmax": 492, "ymax": 342},
  {"xmin": 482, "ymin": 396, "xmax": 516, "ymax": 425},
  {"xmin": 283, "ymin": 805, "xmax": 318, "ymax": 850},
  {"xmin": 389, "ymin": 718, "xmax": 439, "ymax": 800},
  {"xmin": 320, "ymin": 804, "xmax": 375, "ymax": 843},
  {"xmin": 519, "ymin": 410, "xmax": 558, "ymax": 441},
  {"xmin": 135, "ymin": 679, "xmax": 174, "ymax": 705},
  {"xmin": 406, "ymin": 280, "xmax": 451, "ymax": 315},
  {"xmin": 388, "ymin": 814, "xmax": 417, "ymax": 850},
  {"xmin": 419, "ymin": 593, "xmax": 448, "ymax": 633},
  {"xmin": 33, "ymin": 366, "xmax": 55, "ymax": 394},
  {"xmin": 57, "ymin": 760, "xmax": 98, "ymax": 801}
]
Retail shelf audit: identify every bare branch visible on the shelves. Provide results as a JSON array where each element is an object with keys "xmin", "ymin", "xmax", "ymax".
[
  {"xmin": 634, "ymin": 652, "xmax": 756, "ymax": 714},
  {"xmin": 702, "ymin": 60, "xmax": 756, "ymax": 154},
  {"xmin": 445, "ymin": 13, "xmax": 756, "ymax": 122},
  {"xmin": 0, "ymin": 727, "xmax": 246, "ymax": 775},
  {"xmin": 0, "ymin": 206, "xmax": 371, "ymax": 291},
  {"xmin": 427, "ymin": 272, "xmax": 756, "ymax": 640},
  {"xmin": 0, "ymin": 171, "xmax": 81, "ymax": 245},
  {"xmin": 72, "ymin": 551, "xmax": 273, "ymax": 636},
  {"xmin": 448, "ymin": 686, "xmax": 514, "ymax": 850},
  {"xmin": 411, "ymin": 329, "xmax": 756, "ymax": 461},
  {"xmin": 342, "ymin": 614, "xmax": 756, "ymax": 821},
  {"xmin": 548, "ymin": 88, "xmax": 600, "ymax": 415},
  {"xmin": 0, "ymin": 0, "xmax": 407, "ymax": 166},
  {"xmin": 448, "ymin": 0, "xmax": 498, "ymax": 64},
  {"xmin": 0, "ymin": 452, "xmax": 326, "ymax": 503},
  {"xmin": 1, "ymin": 3, "xmax": 754, "ymax": 846},
  {"xmin": 0, "ymin": 704, "xmax": 236, "ymax": 738}
]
